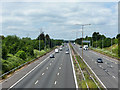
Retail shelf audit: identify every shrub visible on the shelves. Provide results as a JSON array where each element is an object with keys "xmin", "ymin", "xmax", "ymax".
[{"xmin": 16, "ymin": 50, "xmax": 26, "ymax": 60}]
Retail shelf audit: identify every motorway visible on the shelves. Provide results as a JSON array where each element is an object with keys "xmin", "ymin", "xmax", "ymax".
[
  {"xmin": 1, "ymin": 45, "xmax": 76, "ymax": 89},
  {"xmin": 72, "ymin": 43, "xmax": 119, "ymax": 89}
]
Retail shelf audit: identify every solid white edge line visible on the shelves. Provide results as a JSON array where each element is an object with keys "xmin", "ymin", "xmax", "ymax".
[
  {"xmin": 68, "ymin": 44, "xmax": 78, "ymax": 89},
  {"xmin": 73, "ymin": 45, "xmax": 107, "ymax": 89},
  {"xmin": 8, "ymin": 52, "xmax": 55, "ymax": 90}
]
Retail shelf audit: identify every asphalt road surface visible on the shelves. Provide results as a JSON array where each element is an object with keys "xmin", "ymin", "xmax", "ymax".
[
  {"xmin": 72, "ymin": 43, "xmax": 119, "ymax": 89},
  {"xmin": 1, "ymin": 45, "xmax": 76, "ymax": 89}
]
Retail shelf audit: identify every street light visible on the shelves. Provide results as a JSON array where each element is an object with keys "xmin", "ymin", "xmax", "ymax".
[{"xmin": 75, "ymin": 24, "xmax": 91, "ymax": 59}]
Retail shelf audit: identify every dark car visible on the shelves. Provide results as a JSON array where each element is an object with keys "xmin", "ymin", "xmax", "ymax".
[
  {"xmin": 66, "ymin": 48, "xmax": 69, "ymax": 51},
  {"xmin": 50, "ymin": 54, "xmax": 55, "ymax": 58},
  {"xmin": 80, "ymin": 46, "xmax": 82, "ymax": 48},
  {"xmin": 97, "ymin": 58, "xmax": 103, "ymax": 63}
]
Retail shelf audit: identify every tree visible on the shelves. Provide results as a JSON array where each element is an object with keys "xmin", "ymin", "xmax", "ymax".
[
  {"xmin": 116, "ymin": 34, "xmax": 120, "ymax": 57},
  {"xmin": 16, "ymin": 50, "xmax": 26, "ymax": 60},
  {"xmin": 37, "ymin": 32, "xmax": 45, "ymax": 41},
  {"xmin": 2, "ymin": 45, "xmax": 8, "ymax": 59}
]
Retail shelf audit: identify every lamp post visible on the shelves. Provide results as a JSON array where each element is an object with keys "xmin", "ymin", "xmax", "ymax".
[{"xmin": 75, "ymin": 24, "xmax": 91, "ymax": 59}]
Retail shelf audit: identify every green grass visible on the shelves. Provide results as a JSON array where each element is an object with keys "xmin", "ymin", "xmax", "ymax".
[
  {"xmin": 91, "ymin": 44, "xmax": 119, "ymax": 59},
  {"xmin": 70, "ymin": 43, "xmax": 103, "ymax": 89}
]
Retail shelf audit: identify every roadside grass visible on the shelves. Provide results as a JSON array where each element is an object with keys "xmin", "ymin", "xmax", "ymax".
[
  {"xmin": 70, "ymin": 43, "xmax": 103, "ymax": 89},
  {"xmin": 91, "ymin": 44, "xmax": 119, "ymax": 60}
]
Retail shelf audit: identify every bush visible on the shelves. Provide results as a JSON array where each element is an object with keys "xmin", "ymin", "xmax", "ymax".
[{"xmin": 16, "ymin": 50, "xmax": 26, "ymax": 60}]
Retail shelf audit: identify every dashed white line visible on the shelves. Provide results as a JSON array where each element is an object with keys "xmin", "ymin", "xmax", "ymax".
[
  {"xmin": 35, "ymin": 80, "xmax": 38, "ymax": 84},
  {"xmin": 61, "ymin": 64, "xmax": 62, "ymax": 66},
  {"xmin": 54, "ymin": 81, "xmax": 57, "ymax": 85},
  {"xmin": 59, "ymin": 67, "xmax": 61, "ymax": 69},
  {"xmin": 50, "ymin": 63, "xmax": 51, "ymax": 66},
  {"xmin": 112, "ymin": 76, "xmax": 116, "ymax": 79},
  {"xmin": 46, "ymin": 67, "xmax": 48, "ymax": 70},
  {"xmin": 57, "ymin": 73, "xmax": 59, "ymax": 76},
  {"xmin": 42, "ymin": 73, "xmax": 44, "ymax": 75}
]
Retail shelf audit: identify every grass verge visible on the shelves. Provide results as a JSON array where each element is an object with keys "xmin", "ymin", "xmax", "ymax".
[{"xmin": 70, "ymin": 43, "xmax": 104, "ymax": 89}]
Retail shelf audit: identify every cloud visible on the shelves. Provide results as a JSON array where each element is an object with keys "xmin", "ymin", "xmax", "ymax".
[{"xmin": 1, "ymin": 2, "xmax": 118, "ymax": 40}]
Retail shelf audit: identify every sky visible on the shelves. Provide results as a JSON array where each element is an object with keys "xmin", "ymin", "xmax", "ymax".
[{"xmin": 1, "ymin": 1, "xmax": 118, "ymax": 40}]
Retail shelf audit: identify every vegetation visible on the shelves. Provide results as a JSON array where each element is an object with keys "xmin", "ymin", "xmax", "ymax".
[
  {"xmin": 75, "ymin": 32, "xmax": 119, "ymax": 58},
  {"xmin": 70, "ymin": 43, "xmax": 103, "ymax": 89},
  {"xmin": 1, "ymin": 33, "xmax": 63, "ymax": 74}
]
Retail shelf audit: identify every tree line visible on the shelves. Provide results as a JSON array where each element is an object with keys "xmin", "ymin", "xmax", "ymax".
[
  {"xmin": 75, "ymin": 32, "xmax": 120, "ymax": 56},
  {"xmin": 1, "ymin": 33, "xmax": 63, "ymax": 73}
]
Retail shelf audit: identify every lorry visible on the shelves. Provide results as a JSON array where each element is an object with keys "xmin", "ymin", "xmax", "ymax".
[{"xmin": 83, "ymin": 45, "xmax": 88, "ymax": 50}]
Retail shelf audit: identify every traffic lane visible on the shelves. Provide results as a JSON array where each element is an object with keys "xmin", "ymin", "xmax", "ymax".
[
  {"xmin": 74, "ymin": 45, "xmax": 118, "ymax": 77},
  {"xmin": 53, "ymin": 51, "xmax": 76, "ymax": 88},
  {"xmin": 83, "ymin": 49, "xmax": 118, "ymax": 78},
  {"xmin": 34, "ymin": 50, "xmax": 65, "ymax": 88},
  {"xmin": 76, "ymin": 44, "xmax": 118, "ymax": 64},
  {"xmin": 74, "ymin": 44, "xmax": 118, "ymax": 81},
  {"xmin": 2, "ymin": 50, "xmax": 55, "ymax": 88},
  {"xmin": 12, "ymin": 50, "xmax": 63, "ymax": 88},
  {"xmin": 72, "ymin": 45, "xmax": 118, "ymax": 88}
]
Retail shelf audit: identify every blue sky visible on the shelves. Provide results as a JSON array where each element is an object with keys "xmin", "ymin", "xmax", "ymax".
[{"xmin": 1, "ymin": 2, "xmax": 118, "ymax": 40}]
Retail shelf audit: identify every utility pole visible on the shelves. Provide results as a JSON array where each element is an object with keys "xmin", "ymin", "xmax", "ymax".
[
  {"xmin": 111, "ymin": 38, "xmax": 112, "ymax": 53},
  {"xmin": 75, "ymin": 24, "xmax": 91, "ymax": 59},
  {"xmin": 102, "ymin": 37, "xmax": 103, "ymax": 49},
  {"xmin": 39, "ymin": 28, "xmax": 42, "ymax": 51}
]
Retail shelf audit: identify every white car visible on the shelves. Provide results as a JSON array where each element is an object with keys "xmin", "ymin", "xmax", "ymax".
[
  {"xmin": 59, "ymin": 47, "xmax": 62, "ymax": 51},
  {"xmin": 65, "ymin": 51, "xmax": 69, "ymax": 54}
]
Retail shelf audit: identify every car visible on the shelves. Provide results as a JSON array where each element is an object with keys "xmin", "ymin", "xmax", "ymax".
[
  {"xmin": 66, "ymin": 48, "xmax": 69, "ymax": 51},
  {"xmin": 80, "ymin": 46, "xmax": 82, "ymax": 48},
  {"xmin": 65, "ymin": 51, "xmax": 69, "ymax": 54},
  {"xmin": 59, "ymin": 47, "xmax": 62, "ymax": 51},
  {"xmin": 50, "ymin": 54, "xmax": 55, "ymax": 58},
  {"xmin": 97, "ymin": 58, "xmax": 103, "ymax": 63}
]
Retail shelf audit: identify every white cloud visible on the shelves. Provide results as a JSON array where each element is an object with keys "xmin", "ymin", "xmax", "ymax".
[{"xmin": 1, "ymin": 2, "xmax": 118, "ymax": 40}]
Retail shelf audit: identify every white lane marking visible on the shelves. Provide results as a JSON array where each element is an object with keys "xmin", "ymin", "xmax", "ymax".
[
  {"xmin": 95, "ymin": 62, "xmax": 97, "ymax": 64},
  {"xmin": 73, "ymin": 46, "xmax": 107, "ymax": 89},
  {"xmin": 52, "ymin": 61, "xmax": 53, "ymax": 62},
  {"xmin": 115, "ymin": 62, "xmax": 117, "ymax": 64},
  {"xmin": 28, "ymin": 64, "xmax": 31, "ymax": 66},
  {"xmin": 105, "ymin": 62, "xmax": 107, "ymax": 64},
  {"xmin": 46, "ymin": 67, "xmax": 48, "ymax": 70},
  {"xmin": 57, "ymin": 73, "xmax": 59, "ymax": 76},
  {"xmin": 89, "ymin": 50, "xmax": 118, "ymax": 64},
  {"xmin": 8, "ymin": 52, "xmax": 55, "ymax": 89},
  {"xmin": 112, "ymin": 76, "xmax": 116, "ymax": 79},
  {"xmin": 69, "ymin": 44, "xmax": 78, "ymax": 88},
  {"xmin": 61, "ymin": 64, "xmax": 62, "ymax": 66},
  {"xmin": 50, "ymin": 63, "xmax": 51, "ymax": 66},
  {"xmin": 59, "ymin": 67, "xmax": 61, "ymax": 70},
  {"xmin": 92, "ymin": 59, "xmax": 93, "ymax": 61},
  {"xmin": 35, "ymin": 80, "xmax": 38, "ymax": 84},
  {"xmin": 54, "ymin": 81, "xmax": 57, "ymax": 85},
  {"xmin": 42, "ymin": 73, "xmax": 44, "ymax": 75}
]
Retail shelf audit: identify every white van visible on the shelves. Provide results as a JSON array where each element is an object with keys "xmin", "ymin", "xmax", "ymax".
[
  {"xmin": 55, "ymin": 49, "xmax": 59, "ymax": 53},
  {"xmin": 83, "ymin": 45, "xmax": 88, "ymax": 50}
]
